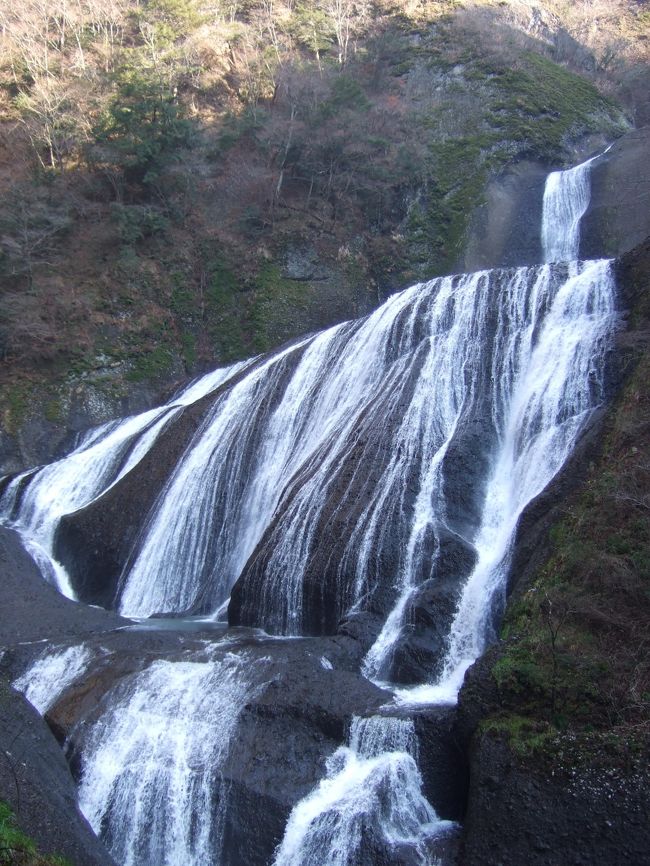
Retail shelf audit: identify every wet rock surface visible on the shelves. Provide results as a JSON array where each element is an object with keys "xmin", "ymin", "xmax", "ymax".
[
  {"xmin": 52, "ymin": 388, "xmax": 227, "ymax": 608},
  {"xmin": 0, "ymin": 525, "xmax": 126, "ymax": 651},
  {"xmin": 0, "ymin": 679, "xmax": 116, "ymax": 866},
  {"xmin": 387, "ymin": 573, "xmax": 467, "ymax": 686},
  {"xmin": 459, "ymin": 160, "xmax": 548, "ymax": 272},
  {"xmin": 43, "ymin": 628, "xmax": 399, "ymax": 866}
]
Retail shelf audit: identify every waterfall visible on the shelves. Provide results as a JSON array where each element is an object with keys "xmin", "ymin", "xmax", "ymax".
[
  {"xmin": 269, "ymin": 147, "xmax": 617, "ymax": 861},
  {"xmin": 76, "ymin": 652, "xmax": 264, "ymax": 866},
  {"xmin": 0, "ymin": 361, "xmax": 246, "ymax": 598},
  {"xmin": 122, "ymin": 264, "xmax": 613, "ymax": 634},
  {"xmin": 273, "ymin": 716, "xmax": 455, "ymax": 866},
  {"xmin": 1, "ymin": 156, "xmax": 615, "ymax": 632},
  {"xmin": 0, "ymin": 148, "xmax": 620, "ymax": 866},
  {"xmin": 391, "ymin": 259, "xmax": 616, "ymax": 704},
  {"xmin": 541, "ymin": 162, "xmax": 592, "ymax": 262},
  {"xmin": 13, "ymin": 644, "xmax": 92, "ymax": 713},
  {"xmin": 541, "ymin": 147, "xmax": 610, "ymax": 263}
]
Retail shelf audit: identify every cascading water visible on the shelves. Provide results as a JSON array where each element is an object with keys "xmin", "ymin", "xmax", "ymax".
[
  {"xmin": 1, "ymin": 148, "xmax": 619, "ymax": 866},
  {"xmin": 76, "ymin": 652, "xmax": 264, "ymax": 866},
  {"xmin": 271, "ymin": 149, "xmax": 618, "ymax": 857},
  {"xmin": 13, "ymin": 644, "xmax": 92, "ymax": 713},
  {"xmin": 541, "ymin": 145, "xmax": 610, "ymax": 263},
  {"xmin": 541, "ymin": 159, "xmax": 593, "ymax": 262},
  {"xmin": 0, "ymin": 361, "xmax": 247, "ymax": 597},
  {"xmin": 273, "ymin": 716, "xmax": 454, "ymax": 866},
  {"xmin": 391, "ymin": 258, "xmax": 616, "ymax": 705}
]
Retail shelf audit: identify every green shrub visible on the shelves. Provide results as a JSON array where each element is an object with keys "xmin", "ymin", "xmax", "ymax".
[
  {"xmin": 0, "ymin": 801, "xmax": 71, "ymax": 866},
  {"xmin": 110, "ymin": 203, "xmax": 169, "ymax": 245}
]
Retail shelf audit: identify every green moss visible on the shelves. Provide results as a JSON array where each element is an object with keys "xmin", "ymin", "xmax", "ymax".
[
  {"xmin": 204, "ymin": 256, "xmax": 247, "ymax": 361},
  {"xmin": 250, "ymin": 264, "xmax": 311, "ymax": 354},
  {"xmin": 0, "ymin": 801, "xmax": 72, "ymax": 866},
  {"xmin": 405, "ymin": 134, "xmax": 495, "ymax": 276},
  {"xmin": 170, "ymin": 271, "xmax": 195, "ymax": 317},
  {"xmin": 180, "ymin": 331, "xmax": 197, "ymax": 368},
  {"xmin": 126, "ymin": 344, "xmax": 175, "ymax": 382},
  {"xmin": 0, "ymin": 384, "xmax": 30, "ymax": 434},
  {"xmin": 480, "ymin": 714, "xmax": 554, "ymax": 757},
  {"xmin": 43, "ymin": 398, "xmax": 62, "ymax": 424},
  {"xmin": 485, "ymin": 52, "xmax": 624, "ymax": 160}
]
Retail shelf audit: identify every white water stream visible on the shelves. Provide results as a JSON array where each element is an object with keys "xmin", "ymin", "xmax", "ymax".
[
  {"xmin": 0, "ymin": 361, "xmax": 247, "ymax": 598},
  {"xmin": 271, "ymin": 148, "xmax": 618, "ymax": 856},
  {"xmin": 77, "ymin": 653, "xmax": 263, "ymax": 866},
  {"xmin": 13, "ymin": 644, "xmax": 92, "ymax": 713},
  {"xmin": 273, "ymin": 716, "xmax": 454, "ymax": 866}
]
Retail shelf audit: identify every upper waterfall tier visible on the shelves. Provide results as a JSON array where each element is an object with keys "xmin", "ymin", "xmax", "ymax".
[{"xmin": 541, "ymin": 149, "xmax": 608, "ymax": 263}]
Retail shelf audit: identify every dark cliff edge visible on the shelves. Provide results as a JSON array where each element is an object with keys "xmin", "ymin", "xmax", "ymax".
[{"xmin": 455, "ymin": 236, "xmax": 650, "ymax": 866}]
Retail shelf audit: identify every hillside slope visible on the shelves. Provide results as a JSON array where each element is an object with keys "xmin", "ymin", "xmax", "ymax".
[{"xmin": 1, "ymin": 0, "xmax": 648, "ymax": 470}]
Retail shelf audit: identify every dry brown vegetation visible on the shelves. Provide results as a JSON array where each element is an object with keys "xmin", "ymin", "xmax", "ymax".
[{"xmin": 0, "ymin": 0, "xmax": 646, "ymax": 417}]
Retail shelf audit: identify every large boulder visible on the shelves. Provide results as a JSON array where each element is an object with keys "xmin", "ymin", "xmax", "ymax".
[
  {"xmin": 459, "ymin": 732, "xmax": 650, "ymax": 866},
  {"xmin": 0, "ymin": 525, "xmax": 125, "ymax": 651},
  {"xmin": 0, "ymin": 678, "xmax": 116, "ymax": 866}
]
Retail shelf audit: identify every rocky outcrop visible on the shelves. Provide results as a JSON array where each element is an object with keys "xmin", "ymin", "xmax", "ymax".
[
  {"xmin": 458, "ymin": 161, "xmax": 548, "ymax": 273},
  {"xmin": 0, "ymin": 526, "xmax": 125, "ymax": 650},
  {"xmin": 0, "ymin": 679, "xmax": 116, "ymax": 866},
  {"xmin": 582, "ymin": 127, "xmax": 650, "ymax": 261},
  {"xmin": 45, "ymin": 629, "xmax": 396, "ymax": 866},
  {"xmin": 459, "ymin": 732, "xmax": 650, "ymax": 866},
  {"xmin": 0, "ymin": 369, "xmax": 186, "ymax": 478}
]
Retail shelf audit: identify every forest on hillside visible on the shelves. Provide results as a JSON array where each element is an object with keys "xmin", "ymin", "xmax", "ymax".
[{"xmin": 0, "ymin": 0, "xmax": 648, "ymax": 437}]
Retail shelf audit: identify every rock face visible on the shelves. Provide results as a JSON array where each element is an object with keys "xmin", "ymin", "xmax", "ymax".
[
  {"xmin": 581, "ymin": 126, "xmax": 650, "ymax": 261},
  {"xmin": 459, "ymin": 732, "xmax": 650, "ymax": 866},
  {"xmin": 458, "ymin": 161, "xmax": 548, "ymax": 273},
  {"xmin": 0, "ymin": 526, "xmax": 126, "ymax": 648},
  {"xmin": 0, "ymin": 679, "xmax": 116, "ymax": 866}
]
